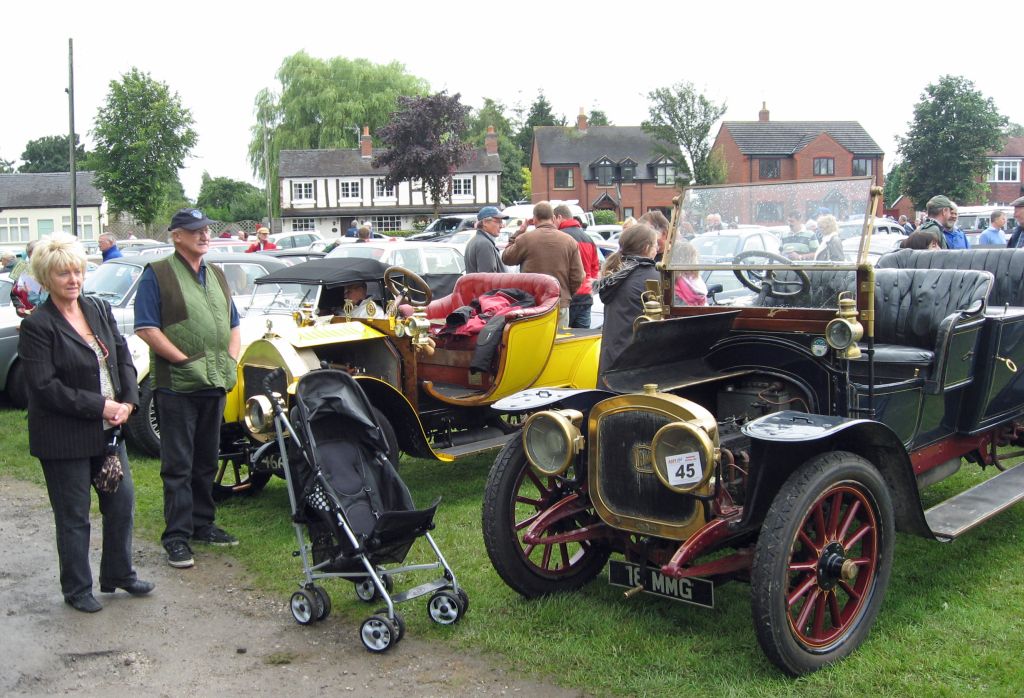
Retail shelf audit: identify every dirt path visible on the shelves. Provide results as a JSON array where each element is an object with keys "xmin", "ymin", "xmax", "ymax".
[{"xmin": 0, "ymin": 478, "xmax": 585, "ymax": 697}]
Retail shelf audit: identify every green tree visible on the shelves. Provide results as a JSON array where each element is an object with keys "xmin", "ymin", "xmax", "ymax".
[
  {"xmin": 642, "ymin": 81, "xmax": 727, "ymax": 185},
  {"xmin": 468, "ymin": 98, "xmax": 523, "ymax": 204},
  {"xmin": 196, "ymin": 173, "xmax": 266, "ymax": 222},
  {"xmin": 883, "ymin": 162, "xmax": 906, "ymax": 207},
  {"xmin": 18, "ymin": 134, "xmax": 88, "ymax": 173},
  {"xmin": 897, "ymin": 75, "xmax": 1007, "ymax": 206},
  {"xmin": 91, "ymin": 68, "xmax": 198, "ymax": 226},
  {"xmin": 373, "ymin": 91, "xmax": 471, "ymax": 218},
  {"xmin": 515, "ymin": 91, "xmax": 564, "ymax": 163},
  {"xmin": 0, "ymin": 157, "xmax": 13, "ymax": 173},
  {"xmin": 593, "ymin": 210, "xmax": 618, "ymax": 225},
  {"xmin": 588, "ymin": 109, "xmax": 611, "ymax": 126},
  {"xmin": 248, "ymin": 52, "xmax": 428, "ymax": 216},
  {"xmin": 1005, "ymin": 122, "xmax": 1024, "ymax": 138}
]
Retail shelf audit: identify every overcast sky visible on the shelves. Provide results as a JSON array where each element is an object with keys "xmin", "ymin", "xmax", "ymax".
[{"xmin": 3, "ymin": 0, "xmax": 1020, "ymax": 200}]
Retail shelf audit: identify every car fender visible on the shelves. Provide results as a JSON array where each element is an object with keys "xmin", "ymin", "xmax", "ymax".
[
  {"xmin": 355, "ymin": 376, "xmax": 448, "ymax": 461},
  {"xmin": 127, "ymin": 334, "xmax": 150, "ymax": 380},
  {"xmin": 491, "ymin": 387, "xmax": 614, "ymax": 415},
  {"xmin": 740, "ymin": 411, "xmax": 931, "ymax": 538}
]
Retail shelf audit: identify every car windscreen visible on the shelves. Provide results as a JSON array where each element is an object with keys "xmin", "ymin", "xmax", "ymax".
[
  {"xmin": 666, "ymin": 177, "xmax": 876, "ymax": 310},
  {"xmin": 243, "ymin": 282, "xmax": 319, "ymax": 314},
  {"xmin": 84, "ymin": 262, "xmax": 143, "ymax": 305}
]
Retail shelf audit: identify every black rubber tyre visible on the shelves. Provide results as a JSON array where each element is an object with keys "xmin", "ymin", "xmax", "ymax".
[
  {"xmin": 371, "ymin": 406, "xmax": 400, "ymax": 471},
  {"xmin": 481, "ymin": 438, "xmax": 610, "ymax": 599},
  {"xmin": 751, "ymin": 451, "xmax": 894, "ymax": 676},
  {"xmin": 312, "ymin": 585, "xmax": 331, "ymax": 621},
  {"xmin": 426, "ymin": 590, "xmax": 463, "ymax": 625},
  {"xmin": 290, "ymin": 589, "xmax": 320, "ymax": 625},
  {"xmin": 123, "ymin": 376, "xmax": 160, "ymax": 457},
  {"xmin": 359, "ymin": 615, "xmax": 398, "ymax": 653},
  {"xmin": 354, "ymin": 573, "xmax": 392, "ymax": 603},
  {"xmin": 375, "ymin": 608, "xmax": 405, "ymax": 642},
  {"xmin": 455, "ymin": 588, "xmax": 470, "ymax": 616},
  {"xmin": 5, "ymin": 361, "xmax": 28, "ymax": 409}
]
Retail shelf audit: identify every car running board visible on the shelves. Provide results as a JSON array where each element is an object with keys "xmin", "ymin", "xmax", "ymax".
[
  {"xmin": 433, "ymin": 432, "xmax": 516, "ymax": 459},
  {"xmin": 925, "ymin": 462, "xmax": 1024, "ymax": 541}
]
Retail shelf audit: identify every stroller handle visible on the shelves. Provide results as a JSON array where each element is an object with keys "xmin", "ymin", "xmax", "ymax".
[{"xmin": 262, "ymin": 367, "xmax": 286, "ymax": 404}]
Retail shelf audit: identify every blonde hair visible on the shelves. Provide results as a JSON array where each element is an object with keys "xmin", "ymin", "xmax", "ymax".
[
  {"xmin": 816, "ymin": 214, "xmax": 838, "ymax": 236},
  {"xmin": 621, "ymin": 216, "xmax": 638, "ymax": 228},
  {"xmin": 671, "ymin": 239, "xmax": 699, "ymax": 278},
  {"xmin": 31, "ymin": 232, "xmax": 87, "ymax": 291}
]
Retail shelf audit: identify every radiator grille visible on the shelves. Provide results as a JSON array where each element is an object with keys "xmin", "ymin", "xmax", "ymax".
[
  {"xmin": 243, "ymin": 366, "xmax": 288, "ymax": 406},
  {"xmin": 595, "ymin": 410, "xmax": 698, "ymax": 526}
]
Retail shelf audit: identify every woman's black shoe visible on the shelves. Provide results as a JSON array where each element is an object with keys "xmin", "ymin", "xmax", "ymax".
[
  {"xmin": 99, "ymin": 579, "xmax": 155, "ymax": 596},
  {"xmin": 65, "ymin": 594, "xmax": 102, "ymax": 613}
]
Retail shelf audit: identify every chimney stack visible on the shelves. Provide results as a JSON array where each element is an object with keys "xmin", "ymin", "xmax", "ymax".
[
  {"xmin": 359, "ymin": 125, "xmax": 372, "ymax": 158},
  {"xmin": 758, "ymin": 102, "xmax": 769, "ymax": 122},
  {"xmin": 577, "ymin": 108, "xmax": 588, "ymax": 132},
  {"xmin": 485, "ymin": 125, "xmax": 498, "ymax": 155}
]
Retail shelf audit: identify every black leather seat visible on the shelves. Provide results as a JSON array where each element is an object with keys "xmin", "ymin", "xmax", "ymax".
[
  {"xmin": 854, "ymin": 268, "xmax": 993, "ymax": 391},
  {"xmin": 877, "ymin": 248, "xmax": 1024, "ymax": 307}
]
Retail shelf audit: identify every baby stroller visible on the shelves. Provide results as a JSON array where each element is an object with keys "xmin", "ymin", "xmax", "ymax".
[{"xmin": 259, "ymin": 367, "xmax": 467, "ymax": 652}]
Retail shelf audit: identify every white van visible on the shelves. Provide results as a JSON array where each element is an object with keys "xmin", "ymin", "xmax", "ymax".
[{"xmin": 500, "ymin": 200, "xmax": 595, "ymax": 232}]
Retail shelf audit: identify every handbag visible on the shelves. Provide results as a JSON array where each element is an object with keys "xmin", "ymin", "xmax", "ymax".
[{"xmin": 93, "ymin": 428, "xmax": 124, "ymax": 493}]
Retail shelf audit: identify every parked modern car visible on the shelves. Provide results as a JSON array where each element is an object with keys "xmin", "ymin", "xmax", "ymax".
[
  {"xmin": 0, "ymin": 273, "xmax": 26, "ymax": 407},
  {"xmin": 270, "ymin": 231, "xmax": 324, "ymax": 249},
  {"xmin": 326, "ymin": 241, "xmax": 466, "ymax": 297},
  {"xmin": 482, "ymin": 176, "xmax": 1024, "ymax": 675},
  {"xmin": 407, "ymin": 214, "xmax": 477, "ymax": 241},
  {"xmin": 690, "ymin": 227, "xmax": 782, "ymax": 262}
]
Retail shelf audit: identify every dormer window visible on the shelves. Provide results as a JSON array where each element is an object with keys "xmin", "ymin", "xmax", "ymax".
[
  {"xmin": 594, "ymin": 157, "xmax": 615, "ymax": 186},
  {"xmin": 619, "ymin": 159, "xmax": 637, "ymax": 183},
  {"xmin": 653, "ymin": 159, "xmax": 676, "ymax": 186}
]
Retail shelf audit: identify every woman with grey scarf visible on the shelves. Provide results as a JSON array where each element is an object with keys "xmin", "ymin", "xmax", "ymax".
[{"xmin": 594, "ymin": 224, "xmax": 660, "ymax": 386}]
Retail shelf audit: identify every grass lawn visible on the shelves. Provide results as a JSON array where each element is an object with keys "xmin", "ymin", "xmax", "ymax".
[{"xmin": 3, "ymin": 407, "xmax": 1023, "ymax": 696}]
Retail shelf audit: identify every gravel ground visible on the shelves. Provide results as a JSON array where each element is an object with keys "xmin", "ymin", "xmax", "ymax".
[{"xmin": 0, "ymin": 477, "xmax": 586, "ymax": 697}]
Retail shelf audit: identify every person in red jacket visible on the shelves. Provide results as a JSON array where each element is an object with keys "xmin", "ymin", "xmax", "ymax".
[
  {"xmin": 553, "ymin": 204, "xmax": 600, "ymax": 328},
  {"xmin": 246, "ymin": 227, "xmax": 278, "ymax": 253}
]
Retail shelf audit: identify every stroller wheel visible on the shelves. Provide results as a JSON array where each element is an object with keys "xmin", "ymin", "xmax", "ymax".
[
  {"xmin": 354, "ymin": 574, "xmax": 392, "ymax": 603},
  {"xmin": 426, "ymin": 590, "xmax": 464, "ymax": 626},
  {"xmin": 359, "ymin": 615, "xmax": 399, "ymax": 653},
  {"xmin": 375, "ymin": 608, "xmax": 405, "ymax": 642},
  {"xmin": 312, "ymin": 585, "xmax": 331, "ymax": 620},
  {"xmin": 455, "ymin": 588, "xmax": 470, "ymax": 616},
  {"xmin": 290, "ymin": 589, "xmax": 320, "ymax": 625}
]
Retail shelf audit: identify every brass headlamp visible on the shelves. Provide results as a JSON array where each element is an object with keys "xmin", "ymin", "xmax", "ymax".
[{"xmin": 825, "ymin": 292, "xmax": 864, "ymax": 359}]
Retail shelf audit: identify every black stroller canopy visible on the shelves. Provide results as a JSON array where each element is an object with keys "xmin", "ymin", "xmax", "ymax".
[{"xmin": 294, "ymin": 370, "xmax": 389, "ymax": 455}]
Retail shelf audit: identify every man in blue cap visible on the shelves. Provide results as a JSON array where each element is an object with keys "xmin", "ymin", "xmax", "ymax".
[
  {"xmin": 134, "ymin": 208, "xmax": 241, "ymax": 569},
  {"xmin": 465, "ymin": 206, "xmax": 508, "ymax": 274}
]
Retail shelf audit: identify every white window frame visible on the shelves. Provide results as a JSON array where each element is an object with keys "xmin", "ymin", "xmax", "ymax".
[
  {"xmin": 60, "ymin": 214, "xmax": 95, "ymax": 240},
  {"xmin": 452, "ymin": 177, "xmax": 473, "ymax": 196},
  {"xmin": 0, "ymin": 217, "xmax": 30, "ymax": 242},
  {"xmin": 375, "ymin": 179, "xmax": 395, "ymax": 198},
  {"xmin": 339, "ymin": 180, "xmax": 361, "ymax": 199},
  {"xmin": 989, "ymin": 159, "xmax": 1021, "ymax": 183},
  {"xmin": 291, "ymin": 181, "xmax": 314, "ymax": 201},
  {"xmin": 372, "ymin": 215, "xmax": 403, "ymax": 232},
  {"xmin": 290, "ymin": 218, "xmax": 316, "ymax": 232}
]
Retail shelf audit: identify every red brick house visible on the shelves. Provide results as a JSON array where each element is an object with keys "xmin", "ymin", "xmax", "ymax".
[
  {"xmin": 530, "ymin": 112, "xmax": 678, "ymax": 220},
  {"xmin": 713, "ymin": 104, "xmax": 885, "ymax": 190},
  {"xmin": 983, "ymin": 136, "xmax": 1024, "ymax": 205}
]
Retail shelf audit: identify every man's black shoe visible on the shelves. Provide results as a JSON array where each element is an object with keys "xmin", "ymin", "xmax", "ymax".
[
  {"xmin": 192, "ymin": 526, "xmax": 239, "ymax": 547},
  {"xmin": 165, "ymin": 540, "xmax": 195, "ymax": 568},
  {"xmin": 65, "ymin": 594, "xmax": 102, "ymax": 613},
  {"xmin": 100, "ymin": 579, "xmax": 155, "ymax": 595}
]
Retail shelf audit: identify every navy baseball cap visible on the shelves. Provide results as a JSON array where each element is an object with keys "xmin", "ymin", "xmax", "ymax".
[
  {"xmin": 168, "ymin": 207, "xmax": 216, "ymax": 231},
  {"xmin": 477, "ymin": 206, "xmax": 509, "ymax": 221}
]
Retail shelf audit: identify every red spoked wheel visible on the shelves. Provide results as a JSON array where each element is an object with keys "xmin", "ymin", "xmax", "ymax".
[
  {"xmin": 482, "ymin": 438, "xmax": 610, "ymax": 598},
  {"xmin": 752, "ymin": 451, "xmax": 894, "ymax": 675}
]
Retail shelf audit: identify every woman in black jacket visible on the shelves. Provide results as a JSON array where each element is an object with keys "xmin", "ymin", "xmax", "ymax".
[
  {"xmin": 594, "ymin": 224, "xmax": 660, "ymax": 387},
  {"xmin": 18, "ymin": 233, "xmax": 153, "ymax": 613}
]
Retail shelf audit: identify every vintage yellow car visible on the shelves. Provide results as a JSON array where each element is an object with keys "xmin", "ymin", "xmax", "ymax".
[{"xmin": 221, "ymin": 258, "xmax": 601, "ymax": 498}]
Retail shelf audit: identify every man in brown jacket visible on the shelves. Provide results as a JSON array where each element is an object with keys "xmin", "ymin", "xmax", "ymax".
[{"xmin": 502, "ymin": 201, "xmax": 584, "ymax": 329}]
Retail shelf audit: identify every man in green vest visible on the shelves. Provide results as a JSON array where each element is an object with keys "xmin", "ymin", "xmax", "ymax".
[{"xmin": 134, "ymin": 208, "xmax": 241, "ymax": 569}]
